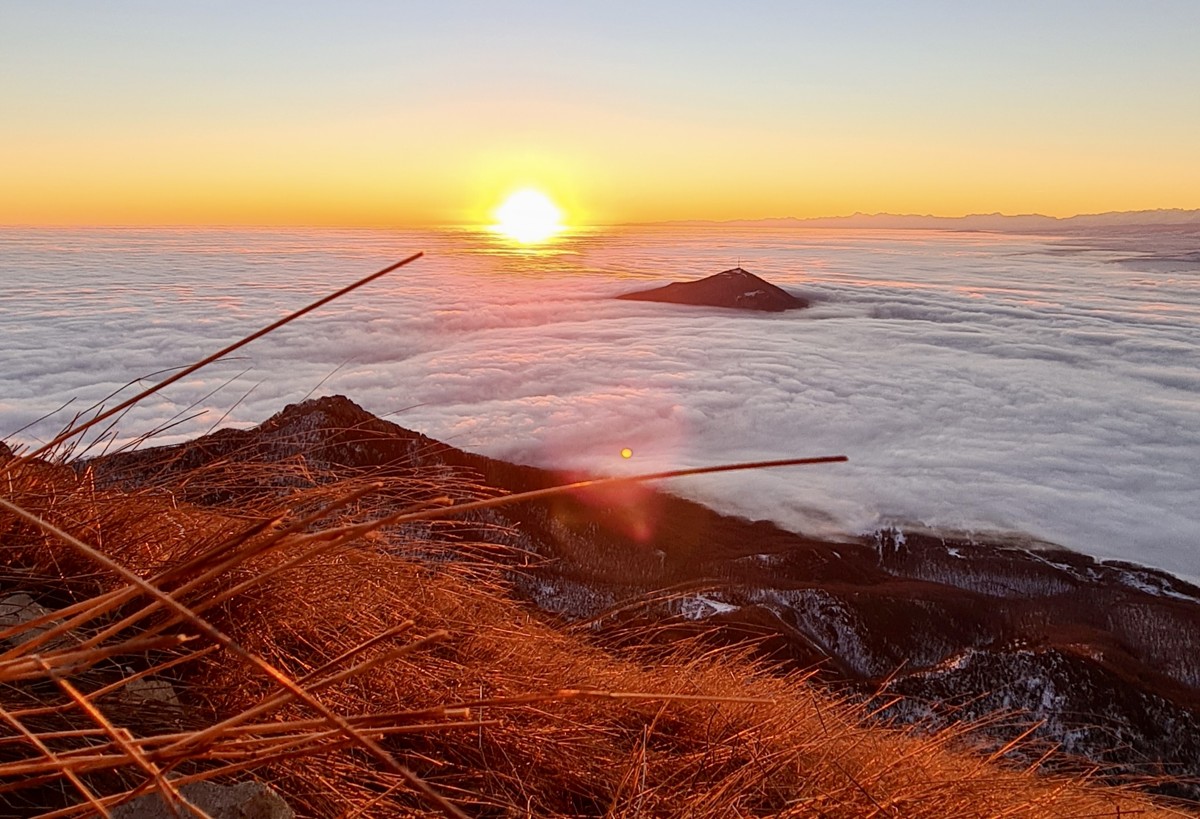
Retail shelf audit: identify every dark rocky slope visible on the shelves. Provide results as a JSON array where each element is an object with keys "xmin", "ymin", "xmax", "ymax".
[
  {"xmin": 89, "ymin": 396, "xmax": 1200, "ymax": 800},
  {"xmin": 616, "ymin": 267, "xmax": 809, "ymax": 311}
]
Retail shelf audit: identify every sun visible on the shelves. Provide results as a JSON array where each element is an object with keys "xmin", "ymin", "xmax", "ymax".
[{"xmin": 493, "ymin": 189, "xmax": 564, "ymax": 244}]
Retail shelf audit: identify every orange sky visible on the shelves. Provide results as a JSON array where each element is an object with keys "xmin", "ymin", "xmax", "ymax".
[{"xmin": 3, "ymin": 4, "xmax": 1198, "ymax": 227}]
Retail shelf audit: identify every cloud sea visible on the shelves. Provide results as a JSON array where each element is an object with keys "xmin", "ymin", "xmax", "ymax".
[{"xmin": 2, "ymin": 225, "xmax": 1197, "ymax": 581}]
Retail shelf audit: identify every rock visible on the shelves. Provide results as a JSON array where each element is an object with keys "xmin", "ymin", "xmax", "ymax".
[
  {"xmin": 118, "ymin": 676, "xmax": 182, "ymax": 708},
  {"xmin": 109, "ymin": 781, "xmax": 294, "ymax": 819},
  {"xmin": 877, "ymin": 646, "xmax": 1200, "ymax": 802},
  {"xmin": 616, "ymin": 267, "xmax": 808, "ymax": 311},
  {"xmin": 0, "ymin": 592, "xmax": 71, "ymax": 650}
]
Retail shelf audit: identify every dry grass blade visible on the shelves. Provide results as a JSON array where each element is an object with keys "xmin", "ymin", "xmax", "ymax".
[
  {"xmin": 1, "ymin": 634, "xmax": 191, "ymax": 682},
  {"xmin": 286, "ymin": 455, "xmax": 850, "ymax": 552}
]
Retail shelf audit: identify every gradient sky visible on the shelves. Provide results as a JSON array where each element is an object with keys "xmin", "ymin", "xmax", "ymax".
[{"xmin": 3, "ymin": 1, "xmax": 1199, "ymax": 226}]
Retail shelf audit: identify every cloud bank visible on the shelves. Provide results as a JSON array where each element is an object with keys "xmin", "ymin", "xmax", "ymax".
[{"xmin": 2, "ymin": 226, "xmax": 1197, "ymax": 581}]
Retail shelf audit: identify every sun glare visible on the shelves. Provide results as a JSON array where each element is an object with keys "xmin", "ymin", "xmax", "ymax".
[{"xmin": 494, "ymin": 189, "xmax": 564, "ymax": 244}]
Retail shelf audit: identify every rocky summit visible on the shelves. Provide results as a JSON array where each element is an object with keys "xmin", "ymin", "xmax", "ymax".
[
  {"xmin": 89, "ymin": 396, "xmax": 1200, "ymax": 800},
  {"xmin": 616, "ymin": 267, "xmax": 809, "ymax": 311}
]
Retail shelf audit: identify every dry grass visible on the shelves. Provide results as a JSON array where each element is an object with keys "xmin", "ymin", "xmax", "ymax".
[{"xmin": 0, "ymin": 449, "xmax": 1189, "ymax": 818}]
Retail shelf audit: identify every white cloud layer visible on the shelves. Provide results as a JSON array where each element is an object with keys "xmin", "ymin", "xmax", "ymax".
[{"xmin": 2, "ymin": 226, "xmax": 1198, "ymax": 581}]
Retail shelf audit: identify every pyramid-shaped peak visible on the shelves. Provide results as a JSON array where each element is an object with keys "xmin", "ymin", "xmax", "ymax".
[{"xmin": 617, "ymin": 266, "xmax": 808, "ymax": 312}]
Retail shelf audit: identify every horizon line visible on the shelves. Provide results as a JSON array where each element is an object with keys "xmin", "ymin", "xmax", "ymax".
[{"xmin": 3, "ymin": 206, "xmax": 1200, "ymax": 232}]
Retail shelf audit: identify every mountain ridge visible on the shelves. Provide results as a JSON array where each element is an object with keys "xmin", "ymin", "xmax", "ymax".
[
  {"xmin": 639, "ymin": 208, "xmax": 1200, "ymax": 231},
  {"xmin": 85, "ymin": 394, "xmax": 1200, "ymax": 800}
]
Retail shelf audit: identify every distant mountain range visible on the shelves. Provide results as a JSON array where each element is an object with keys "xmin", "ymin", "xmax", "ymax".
[{"xmin": 645, "ymin": 208, "xmax": 1200, "ymax": 231}]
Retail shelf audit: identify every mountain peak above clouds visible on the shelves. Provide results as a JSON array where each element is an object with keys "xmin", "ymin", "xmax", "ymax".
[{"xmin": 616, "ymin": 267, "xmax": 809, "ymax": 312}]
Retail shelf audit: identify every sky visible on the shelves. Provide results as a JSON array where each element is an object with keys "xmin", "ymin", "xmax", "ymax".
[{"xmin": 2, "ymin": 1, "xmax": 1200, "ymax": 226}]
